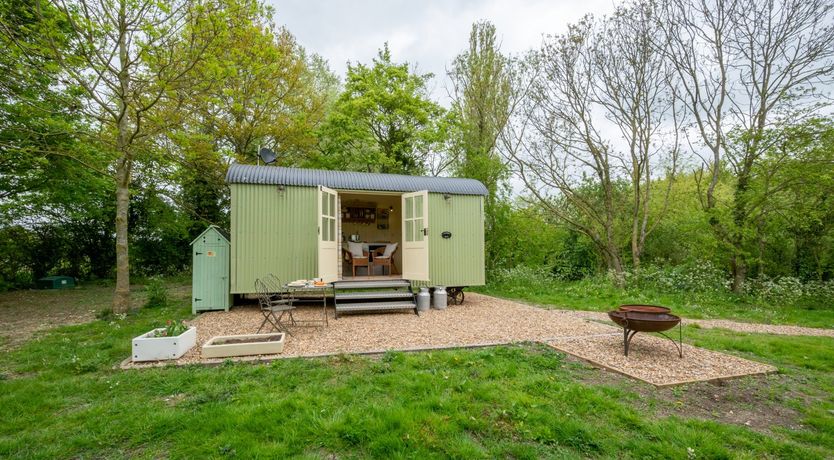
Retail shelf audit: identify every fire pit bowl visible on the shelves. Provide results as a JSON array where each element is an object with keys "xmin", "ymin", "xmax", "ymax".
[
  {"xmin": 607, "ymin": 310, "xmax": 683, "ymax": 358},
  {"xmin": 617, "ymin": 304, "xmax": 671, "ymax": 314}
]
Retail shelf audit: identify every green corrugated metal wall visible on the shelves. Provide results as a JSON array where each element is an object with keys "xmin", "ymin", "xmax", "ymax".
[
  {"xmin": 230, "ymin": 184, "xmax": 318, "ymax": 294},
  {"xmin": 427, "ymin": 193, "xmax": 485, "ymax": 287},
  {"xmin": 230, "ymin": 184, "xmax": 485, "ymax": 294}
]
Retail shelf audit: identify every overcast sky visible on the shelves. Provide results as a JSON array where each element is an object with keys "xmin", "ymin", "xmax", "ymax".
[{"xmin": 268, "ymin": 0, "xmax": 617, "ymax": 104}]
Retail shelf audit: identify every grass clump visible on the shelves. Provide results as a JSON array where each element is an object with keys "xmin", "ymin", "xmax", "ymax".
[{"xmin": 143, "ymin": 277, "xmax": 169, "ymax": 308}]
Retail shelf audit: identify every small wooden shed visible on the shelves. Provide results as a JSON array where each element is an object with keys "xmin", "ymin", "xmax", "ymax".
[
  {"xmin": 226, "ymin": 164, "xmax": 487, "ymax": 295},
  {"xmin": 191, "ymin": 225, "xmax": 231, "ymax": 313}
]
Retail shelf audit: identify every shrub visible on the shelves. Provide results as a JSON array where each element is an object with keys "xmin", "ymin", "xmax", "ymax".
[
  {"xmin": 144, "ymin": 277, "xmax": 169, "ymax": 308},
  {"xmin": 630, "ymin": 261, "xmax": 729, "ymax": 293},
  {"xmin": 488, "ymin": 265, "xmax": 556, "ymax": 288},
  {"xmin": 745, "ymin": 276, "xmax": 834, "ymax": 306}
]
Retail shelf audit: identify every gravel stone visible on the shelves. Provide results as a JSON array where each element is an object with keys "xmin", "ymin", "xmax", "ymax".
[
  {"xmin": 123, "ymin": 293, "xmax": 778, "ymax": 386},
  {"xmin": 547, "ymin": 334, "xmax": 776, "ymax": 387}
]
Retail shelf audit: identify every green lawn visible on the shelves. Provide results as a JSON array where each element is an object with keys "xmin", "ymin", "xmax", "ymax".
[
  {"xmin": 475, "ymin": 277, "xmax": 834, "ymax": 328},
  {"xmin": 1, "ymin": 283, "xmax": 833, "ymax": 458}
]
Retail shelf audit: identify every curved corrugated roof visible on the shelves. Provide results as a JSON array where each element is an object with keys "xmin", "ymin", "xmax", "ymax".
[{"xmin": 226, "ymin": 164, "xmax": 488, "ymax": 196}]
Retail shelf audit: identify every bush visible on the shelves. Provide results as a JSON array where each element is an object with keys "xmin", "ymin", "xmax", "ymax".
[
  {"xmin": 144, "ymin": 277, "xmax": 169, "ymax": 308},
  {"xmin": 488, "ymin": 265, "xmax": 556, "ymax": 288},
  {"xmin": 744, "ymin": 276, "xmax": 834, "ymax": 306},
  {"xmin": 630, "ymin": 261, "xmax": 729, "ymax": 293}
]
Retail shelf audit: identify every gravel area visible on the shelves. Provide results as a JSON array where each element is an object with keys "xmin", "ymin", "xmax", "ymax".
[
  {"xmin": 547, "ymin": 335, "xmax": 777, "ymax": 387},
  {"xmin": 546, "ymin": 309, "xmax": 834, "ymax": 338},
  {"xmin": 122, "ymin": 293, "xmax": 778, "ymax": 387},
  {"xmin": 131, "ymin": 293, "xmax": 618, "ymax": 366}
]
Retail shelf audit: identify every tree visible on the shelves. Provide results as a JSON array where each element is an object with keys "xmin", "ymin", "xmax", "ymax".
[
  {"xmin": 161, "ymin": 0, "xmax": 336, "ymax": 243},
  {"xmin": 0, "ymin": 0, "xmax": 116, "ymax": 288},
  {"xmin": 660, "ymin": 0, "xmax": 834, "ymax": 291},
  {"xmin": 0, "ymin": 0, "xmax": 104, "ymax": 214},
  {"xmin": 448, "ymin": 21, "xmax": 512, "ymax": 195},
  {"xmin": 4, "ymin": 0, "xmax": 222, "ymax": 311},
  {"xmin": 177, "ymin": 0, "xmax": 336, "ymax": 165},
  {"xmin": 749, "ymin": 118, "xmax": 834, "ymax": 280},
  {"xmin": 447, "ymin": 21, "xmax": 519, "ymax": 271},
  {"xmin": 503, "ymin": 2, "xmax": 679, "ymax": 282},
  {"xmin": 314, "ymin": 44, "xmax": 446, "ymax": 175}
]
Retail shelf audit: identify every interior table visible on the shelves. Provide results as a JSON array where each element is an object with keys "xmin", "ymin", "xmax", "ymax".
[{"xmin": 284, "ymin": 283, "xmax": 330, "ymax": 327}]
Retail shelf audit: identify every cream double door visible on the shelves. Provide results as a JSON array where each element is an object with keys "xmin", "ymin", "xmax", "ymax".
[
  {"xmin": 318, "ymin": 188, "xmax": 429, "ymax": 281},
  {"xmin": 401, "ymin": 190, "xmax": 429, "ymax": 281}
]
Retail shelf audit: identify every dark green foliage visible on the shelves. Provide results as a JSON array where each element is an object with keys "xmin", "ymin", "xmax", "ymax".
[
  {"xmin": 313, "ymin": 44, "xmax": 447, "ymax": 175},
  {"xmin": 144, "ymin": 278, "xmax": 170, "ymax": 308},
  {"xmin": 479, "ymin": 266, "xmax": 834, "ymax": 328}
]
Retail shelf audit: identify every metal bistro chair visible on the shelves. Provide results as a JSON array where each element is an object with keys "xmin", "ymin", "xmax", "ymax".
[{"xmin": 255, "ymin": 277, "xmax": 296, "ymax": 335}]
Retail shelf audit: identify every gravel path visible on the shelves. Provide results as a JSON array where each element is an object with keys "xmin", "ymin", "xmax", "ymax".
[
  {"xmin": 548, "ymin": 309, "xmax": 834, "ymax": 338},
  {"xmin": 123, "ymin": 293, "xmax": 779, "ymax": 387},
  {"xmin": 547, "ymin": 335, "xmax": 776, "ymax": 387},
  {"xmin": 165, "ymin": 293, "xmax": 618, "ymax": 365}
]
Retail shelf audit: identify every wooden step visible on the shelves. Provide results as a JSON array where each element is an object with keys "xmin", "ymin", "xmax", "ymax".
[
  {"xmin": 335, "ymin": 301, "xmax": 417, "ymax": 312},
  {"xmin": 335, "ymin": 291, "xmax": 414, "ymax": 301},
  {"xmin": 332, "ymin": 279, "xmax": 411, "ymax": 290}
]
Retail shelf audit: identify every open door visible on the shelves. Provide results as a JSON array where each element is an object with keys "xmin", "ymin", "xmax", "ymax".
[
  {"xmin": 402, "ymin": 190, "xmax": 429, "ymax": 281},
  {"xmin": 317, "ymin": 186, "xmax": 339, "ymax": 282}
]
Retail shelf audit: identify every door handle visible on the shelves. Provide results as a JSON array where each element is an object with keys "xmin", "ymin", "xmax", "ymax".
[{"xmin": 422, "ymin": 228, "xmax": 428, "ymax": 236}]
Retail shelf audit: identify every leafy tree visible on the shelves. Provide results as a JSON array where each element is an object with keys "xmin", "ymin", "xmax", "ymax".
[
  {"xmin": 0, "ymin": 0, "xmax": 106, "ymax": 218},
  {"xmin": 448, "ymin": 21, "xmax": 517, "ymax": 271},
  {"xmin": 314, "ymin": 44, "xmax": 446, "ymax": 175},
  {"xmin": 660, "ymin": 0, "xmax": 834, "ymax": 291},
  {"xmin": 3, "ymin": 0, "xmax": 229, "ymax": 311},
  {"xmin": 753, "ymin": 119, "xmax": 834, "ymax": 280},
  {"xmin": 448, "ymin": 21, "xmax": 512, "ymax": 197},
  {"xmin": 504, "ymin": 2, "xmax": 679, "ymax": 283},
  {"xmin": 177, "ymin": 0, "xmax": 336, "ymax": 164}
]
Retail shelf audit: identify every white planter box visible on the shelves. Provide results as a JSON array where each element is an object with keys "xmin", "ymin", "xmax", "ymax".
[
  {"xmin": 132, "ymin": 326, "xmax": 197, "ymax": 362},
  {"xmin": 202, "ymin": 333, "xmax": 285, "ymax": 359}
]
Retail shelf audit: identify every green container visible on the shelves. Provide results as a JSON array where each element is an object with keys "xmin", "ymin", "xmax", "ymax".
[
  {"xmin": 191, "ymin": 225, "xmax": 231, "ymax": 314},
  {"xmin": 37, "ymin": 276, "xmax": 75, "ymax": 289}
]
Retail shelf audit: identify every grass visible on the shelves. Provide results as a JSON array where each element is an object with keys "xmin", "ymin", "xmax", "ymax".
[
  {"xmin": 0, "ymin": 282, "xmax": 833, "ymax": 458},
  {"xmin": 475, "ymin": 276, "xmax": 834, "ymax": 328}
]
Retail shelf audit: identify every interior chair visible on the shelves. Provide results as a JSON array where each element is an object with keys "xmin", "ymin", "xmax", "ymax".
[
  {"xmin": 344, "ymin": 242, "xmax": 370, "ymax": 276},
  {"xmin": 373, "ymin": 243, "xmax": 398, "ymax": 276}
]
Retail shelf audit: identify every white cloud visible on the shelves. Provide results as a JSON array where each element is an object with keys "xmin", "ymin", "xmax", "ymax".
[{"xmin": 269, "ymin": 0, "xmax": 618, "ymax": 102}]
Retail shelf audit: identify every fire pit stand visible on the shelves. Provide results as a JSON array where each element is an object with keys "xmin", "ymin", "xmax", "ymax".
[
  {"xmin": 608, "ymin": 309, "xmax": 683, "ymax": 358},
  {"xmin": 621, "ymin": 321, "xmax": 682, "ymax": 358}
]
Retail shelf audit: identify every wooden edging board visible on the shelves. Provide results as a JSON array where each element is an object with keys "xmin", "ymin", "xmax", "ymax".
[{"xmin": 119, "ymin": 335, "xmax": 777, "ymax": 389}]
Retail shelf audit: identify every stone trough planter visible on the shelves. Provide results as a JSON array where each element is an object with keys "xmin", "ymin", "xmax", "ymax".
[
  {"xmin": 132, "ymin": 326, "xmax": 197, "ymax": 362},
  {"xmin": 201, "ymin": 333, "xmax": 285, "ymax": 359}
]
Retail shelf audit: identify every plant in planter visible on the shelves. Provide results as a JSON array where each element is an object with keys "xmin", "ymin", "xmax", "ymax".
[
  {"xmin": 132, "ymin": 320, "xmax": 197, "ymax": 362},
  {"xmin": 152, "ymin": 320, "xmax": 188, "ymax": 337}
]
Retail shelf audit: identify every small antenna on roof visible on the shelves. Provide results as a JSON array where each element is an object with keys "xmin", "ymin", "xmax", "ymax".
[{"xmin": 258, "ymin": 146, "xmax": 278, "ymax": 166}]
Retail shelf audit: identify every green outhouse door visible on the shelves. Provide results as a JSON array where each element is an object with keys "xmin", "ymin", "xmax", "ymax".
[{"xmin": 191, "ymin": 225, "xmax": 231, "ymax": 314}]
